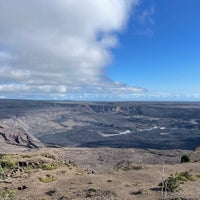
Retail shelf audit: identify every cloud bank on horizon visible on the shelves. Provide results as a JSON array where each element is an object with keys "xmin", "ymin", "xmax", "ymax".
[{"xmin": 0, "ymin": 0, "xmax": 149, "ymax": 100}]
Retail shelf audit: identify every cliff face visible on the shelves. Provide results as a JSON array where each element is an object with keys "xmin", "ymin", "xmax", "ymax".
[
  {"xmin": 56, "ymin": 102, "xmax": 200, "ymax": 119},
  {"xmin": 0, "ymin": 120, "xmax": 44, "ymax": 148},
  {"xmin": 0, "ymin": 99, "xmax": 199, "ymax": 117},
  {"xmin": 0, "ymin": 100, "xmax": 200, "ymax": 150}
]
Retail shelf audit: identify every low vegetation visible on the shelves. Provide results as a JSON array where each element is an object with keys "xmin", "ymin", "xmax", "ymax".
[
  {"xmin": 0, "ymin": 154, "xmax": 16, "ymax": 168},
  {"xmin": 41, "ymin": 153, "xmax": 56, "ymax": 160},
  {"xmin": 159, "ymin": 171, "xmax": 196, "ymax": 192},
  {"xmin": 0, "ymin": 153, "xmax": 61, "ymax": 182},
  {"xmin": 39, "ymin": 174, "xmax": 57, "ymax": 183},
  {"xmin": 115, "ymin": 161, "xmax": 144, "ymax": 171},
  {"xmin": 37, "ymin": 162, "xmax": 58, "ymax": 170},
  {"xmin": 0, "ymin": 154, "xmax": 16, "ymax": 179},
  {"xmin": 0, "ymin": 188, "xmax": 16, "ymax": 200}
]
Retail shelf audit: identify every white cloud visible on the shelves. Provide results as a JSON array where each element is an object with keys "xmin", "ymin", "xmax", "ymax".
[
  {"xmin": 138, "ymin": 5, "xmax": 154, "ymax": 25},
  {"xmin": 133, "ymin": 4, "xmax": 155, "ymax": 36},
  {"xmin": 0, "ymin": 0, "xmax": 146, "ymax": 100}
]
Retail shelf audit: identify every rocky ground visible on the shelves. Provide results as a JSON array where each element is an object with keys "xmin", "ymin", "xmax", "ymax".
[{"xmin": 0, "ymin": 145, "xmax": 200, "ymax": 200}]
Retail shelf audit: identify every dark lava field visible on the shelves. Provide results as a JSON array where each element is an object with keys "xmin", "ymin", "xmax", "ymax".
[{"xmin": 1, "ymin": 99, "xmax": 200, "ymax": 150}]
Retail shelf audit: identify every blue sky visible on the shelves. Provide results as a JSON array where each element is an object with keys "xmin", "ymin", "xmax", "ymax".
[
  {"xmin": 108, "ymin": 0, "xmax": 200, "ymax": 100},
  {"xmin": 0, "ymin": 0, "xmax": 200, "ymax": 101}
]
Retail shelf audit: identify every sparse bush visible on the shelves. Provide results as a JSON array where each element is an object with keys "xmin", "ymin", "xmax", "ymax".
[
  {"xmin": 181, "ymin": 154, "xmax": 190, "ymax": 163},
  {"xmin": 21, "ymin": 155, "xmax": 32, "ymax": 158},
  {"xmin": 39, "ymin": 174, "xmax": 56, "ymax": 183},
  {"xmin": 0, "ymin": 167, "xmax": 5, "ymax": 179},
  {"xmin": 0, "ymin": 188, "xmax": 16, "ymax": 200},
  {"xmin": 25, "ymin": 161, "xmax": 58, "ymax": 171},
  {"xmin": 176, "ymin": 171, "xmax": 196, "ymax": 181},
  {"xmin": 39, "ymin": 162, "xmax": 58, "ymax": 170},
  {"xmin": 0, "ymin": 155, "xmax": 16, "ymax": 169},
  {"xmin": 196, "ymin": 173, "xmax": 200, "ymax": 178},
  {"xmin": 159, "ymin": 171, "xmax": 196, "ymax": 192},
  {"xmin": 0, "ymin": 155, "xmax": 16, "ymax": 179},
  {"xmin": 115, "ymin": 161, "xmax": 144, "ymax": 171},
  {"xmin": 41, "ymin": 153, "xmax": 56, "ymax": 160}
]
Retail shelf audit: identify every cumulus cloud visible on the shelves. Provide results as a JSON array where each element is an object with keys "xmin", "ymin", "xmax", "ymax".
[{"xmin": 0, "ymin": 0, "xmax": 145, "ymax": 100}]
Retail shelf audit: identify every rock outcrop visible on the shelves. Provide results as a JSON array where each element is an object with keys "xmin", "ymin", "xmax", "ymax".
[{"xmin": 0, "ymin": 124, "xmax": 44, "ymax": 148}]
